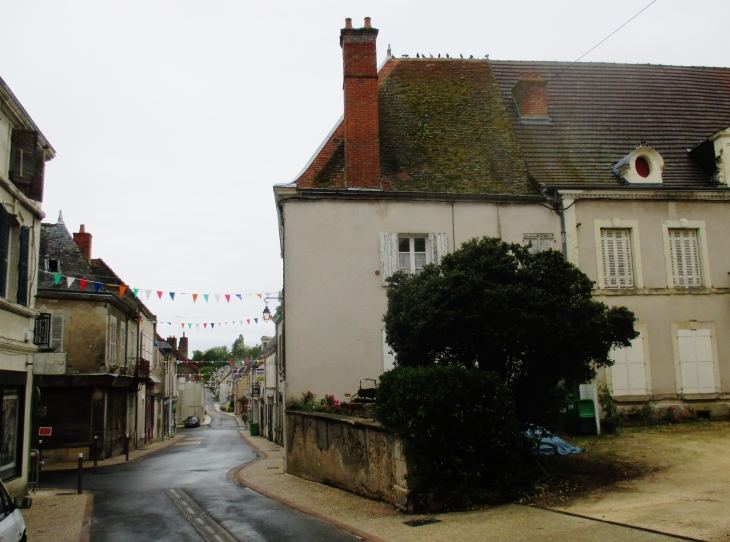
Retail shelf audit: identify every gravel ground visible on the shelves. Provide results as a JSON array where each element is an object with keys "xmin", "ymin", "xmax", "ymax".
[{"xmin": 22, "ymin": 489, "xmax": 89, "ymax": 542}]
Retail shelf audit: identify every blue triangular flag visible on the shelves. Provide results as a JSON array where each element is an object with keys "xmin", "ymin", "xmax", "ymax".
[
  {"xmin": 211, "ymin": 323, "xmax": 215, "ymax": 329},
  {"xmin": 169, "ymin": 292, "xmax": 175, "ymax": 301},
  {"xmin": 254, "ymin": 318, "xmax": 258, "ymax": 323},
  {"xmin": 94, "ymin": 282, "xmax": 102, "ymax": 292},
  {"xmin": 236, "ymin": 294, "xmax": 242, "ymax": 300}
]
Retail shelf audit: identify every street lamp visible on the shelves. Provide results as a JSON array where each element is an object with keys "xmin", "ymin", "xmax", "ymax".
[{"xmin": 262, "ymin": 296, "xmax": 282, "ymax": 322}]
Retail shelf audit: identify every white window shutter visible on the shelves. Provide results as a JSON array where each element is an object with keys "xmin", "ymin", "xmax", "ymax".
[
  {"xmin": 669, "ymin": 229, "xmax": 701, "ymax": 287},
  {"xmin": 601, "ymin": 229, "xmax": 633, "ymax": 288},
  {"xmin": 50, "ymin": 314, "xmax": 64, "ymax": 352},
  {"xmin": 694, "ymin": 329, "xmax": 716, "ymax": 393},
  {"xmin": 678, "ymin": 329, "xmax": 699, "ymax": 393},
  {"xmin": 610, "ymin": 346, "xmax": 629, "ymax": 395},
  {"xmin": 379, "ymin": 233, "xmax": 398, "ymax": 286},
  {"xmin": 382, "ymin": 328, "xmax": 396, "ymax": 372},
  {"xmin": 109, "ymin": 316, "xmax": 117, "ymax": 364},
  {"xmin": 428, "ymin": 233, "xmax": 448, "ymax": 265},
  {"xmin": 610, "ymin": 331, "xmax": 645, "ymax": 395},
  {"xmin": 120, "ymin": 321, "xmax": 127, "ymax": 366}
]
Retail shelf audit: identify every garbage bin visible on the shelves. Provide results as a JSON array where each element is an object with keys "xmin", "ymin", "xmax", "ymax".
[
  {"xmin": 249, "ymin": 423, "xmax": 259, "ymax": 437},
  {"xmin": 576, "ymin": 399, "xmax": 596, "ymax": 435}
]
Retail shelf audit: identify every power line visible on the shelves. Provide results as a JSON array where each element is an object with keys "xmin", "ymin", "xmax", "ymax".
[{"xmin": 549, "ymin": 0, "xmax": 658, "ymax": 81}]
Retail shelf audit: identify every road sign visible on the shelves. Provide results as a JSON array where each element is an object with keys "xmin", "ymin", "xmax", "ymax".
[{"xmin": 38, "ymin": 427, "xmax": 52, "ymax": 437}]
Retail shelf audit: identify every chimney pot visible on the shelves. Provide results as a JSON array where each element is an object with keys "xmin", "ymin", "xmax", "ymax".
[
  {"xmin": 364, "ymin": 17, "xmax": 371, "ymax": 28},
  {"xmin": 79, "ymin": 224, "xmax": 86, "ymax": 233},
  {"xmin": 345, "ymin": 18, "xmax": 352, "ymax": 29}
]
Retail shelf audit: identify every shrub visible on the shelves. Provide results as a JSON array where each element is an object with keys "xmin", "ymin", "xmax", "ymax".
[
  {"xmin": 288, "ymin": 391, "xmax": 342, "ymax": 414},
  {"xmin": 376, "ymin": 366, "xmax": 534, "ymax": 511}
]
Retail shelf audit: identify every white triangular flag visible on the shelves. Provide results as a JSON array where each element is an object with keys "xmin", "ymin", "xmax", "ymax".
[
  {"xmin": 145, "ymin": 289, "xmax": 152, "ymax": 299},
  {"xmin": 196, "ymin": 323, "xmax": 200, "ymax": 329},
  {"xmin": 214, "ymin": 294, "xmax": 220, "ymax": 303},
  {"xmin": 66, "ymin": 277, "xmax": 76, "ymax": 287}
]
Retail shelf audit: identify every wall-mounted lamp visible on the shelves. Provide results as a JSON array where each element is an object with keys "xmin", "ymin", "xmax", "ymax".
[{"xmin": 262, "ymin": 296, "xmax": 283, "ymax": 322}]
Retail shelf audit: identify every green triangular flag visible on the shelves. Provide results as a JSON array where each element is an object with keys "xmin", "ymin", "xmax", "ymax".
[
  {"xmin": 203, "ymin": 294, "xmax": 209, "ymax": 302},
  {"xmin": 53, "ymin": 273, "xmax": 61, "ymax": 285},
  {"xmin": 133, "ymin": 288, "xmax": 139, "ymax": 297}
]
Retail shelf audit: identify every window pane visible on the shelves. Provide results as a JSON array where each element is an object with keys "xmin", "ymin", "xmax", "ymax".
[
  {"xmin": 398, "ymin": 238, "xmax": 410, "ymax": 252},
  {"xmin": 398, "ymin": 253, "xmax": 411, "ymax": 271},
  {"xmin": 414, "ymin": 252, "xmax": 426, "ymax": 271},
  {"xmin": 413, "ymin": 237, "xmax": 426, "ymax": 252}
]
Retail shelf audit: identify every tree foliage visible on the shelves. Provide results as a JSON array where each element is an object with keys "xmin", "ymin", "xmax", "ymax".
[
  {"xmin": 376, "ymin": 366, "xmax": 533, "ymax": 510},
  {"xmin": 383, "ymin": 237, "xmax": 638, "ymax": 427},
  {"xmin": 191, "ymin": 335, "xmax": 261, "ymax": 363}
]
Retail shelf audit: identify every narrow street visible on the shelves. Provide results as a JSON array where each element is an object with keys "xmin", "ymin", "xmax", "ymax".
[{"xmin": 40, "ymin": 391, "xmax": 359, "ymax": 541}]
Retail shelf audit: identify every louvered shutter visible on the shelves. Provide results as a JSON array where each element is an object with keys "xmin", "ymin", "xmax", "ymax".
[
  {"xmin": 109, "ymin": 316, "xmax": 117, "ymax": 364},
  {"xmin": 120, "ymin": 321, "xmax": 127, "ymax": 366},
  {"xmin": 601, "ymin": 229, "xmax": 633, "ymax": 288},
  {"xmin": 669, "ymin": 229, "xmax": 701, "ymax": 287},
  {"xmin": 379, "ymin": 233, "xmax": 398, "ymax": 286},
  {"xmin": 0, "ymin": 205, "xmax": 8, "ymax": 298},
  {"xmin": 16, "ymin": 226, "xmax": 30, "ymax": 307},
  {"xmin": 50, "ymin": 314, "xmax": 64, "ymax": 352},
  {"xmin": 27, "ymin": 147, "xmax": 46, "ymax": 202},
  {"xmin": 9, "ymin": 130, "xmax": 37, "ymax": 187},
  {"xmin": 428, "ymin": 233, "xmax": 448, "ymax": 265},
  {"xmin": 695, "ymin": 329, "xmax": 716, "ymax": 393}
]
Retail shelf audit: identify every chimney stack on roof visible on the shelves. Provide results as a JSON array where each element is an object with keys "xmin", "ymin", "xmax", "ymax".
[
  {"xmin": 73, "ymin": 224, "xmax": 93, "ymax": 264},
  {"xmin": 340, "ymin": 17, "xmax": 381, "ymax": 189},
  {"xmin": 512, "ymin": 72, "xmax": 549, "ymax": 119},
  {"xmin": 167, "ymin": 336, "xmax": 178, "ymax": 350},
  {"xmin": 178, "ymin": 333, "xmax": 189, "ymax": 360}
]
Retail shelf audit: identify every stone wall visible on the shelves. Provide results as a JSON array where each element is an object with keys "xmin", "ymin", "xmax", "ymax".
[{"xmin": 285, "ymin": 411, "xmax": 412, "ymax": 511}]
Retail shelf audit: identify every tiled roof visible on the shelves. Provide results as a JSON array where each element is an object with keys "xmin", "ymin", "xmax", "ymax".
[
  {"xmin": 489, "ymin": 61, "xmax": 730, "ymax": 187},
  {"xmin": 296, "ymin": 58, "xmax": 537, "ymax": 196}
]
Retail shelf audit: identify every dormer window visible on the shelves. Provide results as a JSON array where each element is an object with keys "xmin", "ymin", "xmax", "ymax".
[
  {"xmin": 612, "ymin": 145, "xmax": 664, "ymax": 185},
  {"xmin": 45, "ymin": 259, "xmax": 60, "ymax": 273}
]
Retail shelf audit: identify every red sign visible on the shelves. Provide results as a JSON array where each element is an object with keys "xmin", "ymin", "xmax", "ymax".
[{"xmin": 38, "ymin": 427, "xmax": 52, "ymax": 437}]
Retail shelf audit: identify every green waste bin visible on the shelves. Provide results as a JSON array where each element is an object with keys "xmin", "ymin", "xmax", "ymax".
[
  {"xmin": 249, "ymin": 423, "xmax": 259, "ymax": 437},
  {"xmin": 576, "ymin": 399, "xmax": 596, "ymax": 435}
]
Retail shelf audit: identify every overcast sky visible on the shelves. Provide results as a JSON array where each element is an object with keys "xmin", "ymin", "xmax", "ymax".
[{"xmin": 2, "ymin": 0, "xmax": 728, "ymax": 352}]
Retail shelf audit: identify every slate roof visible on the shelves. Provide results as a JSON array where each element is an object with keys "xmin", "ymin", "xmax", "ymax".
[
  {"xmin": 295, "ymin": 58, "xmax": 730, "ymax": 192},
  {"xmin": 39, "ymin": 222, "xmax": 155, "ymax": 317},
  {"xmin": 488, "ymin": 61, "xmax": 730, "ymax": 188},
  {"xmin": 296, "ymin": 58, "xmax": 537, "ymax": 195}
]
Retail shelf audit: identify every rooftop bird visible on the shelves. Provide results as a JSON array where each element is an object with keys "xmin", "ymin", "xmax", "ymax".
[
  {"xmin": 446, "ymin": 53, "xmax": 450, "ymax": 58},
  {"xmin": 429, "ymin": 53, "xmax": 433, "ymax": 58},
  {"xmin": 469, "ymin": 55, "xmax": 473, "ymax": 59},
  {"xmin": 460, "ymin": 54, "xmax": 463, "ymax": 58},
  {"xmin": 416, "ymin": 53, "xmax": 420, "ymax": 58},
  {"xmin": 438, "ymin": 53, "xmax": 441, "ymax": 58}
]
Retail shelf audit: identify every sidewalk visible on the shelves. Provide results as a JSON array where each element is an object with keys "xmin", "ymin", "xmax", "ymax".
[
  {"xmin": 231, "ymin": 432, "xmax": 675, "ymax": 542},
  {"xmin": 43, "ymin": 433, "xmax": 186, "ymax": 471},
  {"xmin": 23, "ymin": 489, "xmax": 92, "ymax": 542}
]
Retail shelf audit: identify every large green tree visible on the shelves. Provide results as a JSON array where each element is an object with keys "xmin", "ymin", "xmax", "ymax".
[{"xmin": 383, "ymin": 236, "xmax": 638, "ymax": 427}]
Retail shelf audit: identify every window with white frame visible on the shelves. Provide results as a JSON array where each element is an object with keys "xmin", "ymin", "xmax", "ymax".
[
  {"xmin": 108, "ymin": 315, "xmax": 117, "ymax": 364},
  {"xmin": 677, "ymin": 328, "xmax": 717, "ymax": 393},
  {"xmin": 601, "ymin": 229, "xmax": 634, "ymax": 288},
  {"xmin": 523, "ymin": 233, "xmax": 555, "ymax": 254},
  {"xmin": 609, "ymin": 331, "xmax": 647, "ymax": 395},
  {"xmin": 668, "ymin": 229, "xmax": 701, "ymax": 287},
  {"xmin": 379, "ymin": 233, "xmax": 448, "ymax": 285},
  {"xmin": 398, "ymin": 236, "xmax": 427, "ymax": 274}
]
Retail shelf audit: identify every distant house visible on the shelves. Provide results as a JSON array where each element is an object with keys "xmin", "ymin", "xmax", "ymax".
[
  {"xmin": 0, "ymin": 74, "xmax": 55, "ymax": 495},
  {"xmin": 33, "ymin": 217, "xmax": 156, "ymax": 462},
  {"xmin": 276, "ymin": 18, "xmax": 730, "ymax": 415}
]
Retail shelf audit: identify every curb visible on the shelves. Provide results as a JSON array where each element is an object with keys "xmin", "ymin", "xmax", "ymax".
[
  {"xmin": 229, "ymin": 431, "xmax": 388, "ymax": 542},
  {"xmin": 79, "ymin": 492, "xmax": 94, "ymax": 542}
]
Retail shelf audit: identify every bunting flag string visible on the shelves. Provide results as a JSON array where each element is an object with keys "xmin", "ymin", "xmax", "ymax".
[{"xmin": 40, "ymin": 269, "xmax": 277, "ymax": 303}]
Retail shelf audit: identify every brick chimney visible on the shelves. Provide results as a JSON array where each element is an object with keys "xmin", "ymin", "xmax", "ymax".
[
  {"xmin": 511, "ymin": 73, "xmax": 549, "ymax": 119},
  {"xmin": 73, "ymin": 224, "xmax": 93, "ymax": 263},
  {"xmin": 167, "ymin": 336, "xmax": 178, "ymax": 350},
  {"xmin": 340, "ymin": 17, "xmax": 381, "ymax": 189},
  {"xmin": 178, "ymin": 333, "xmax": 188, "ymax": 360}
]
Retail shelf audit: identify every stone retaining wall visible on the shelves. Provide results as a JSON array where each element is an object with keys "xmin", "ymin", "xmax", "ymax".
[{"xmin": 285, "ymin": 411, "xmax": 412, "ymax": 511}]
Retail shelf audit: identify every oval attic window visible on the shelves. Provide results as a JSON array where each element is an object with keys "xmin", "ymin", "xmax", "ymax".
[{"xmin": 635, "ymin": 156, "xmax": 651, "ymax": 178}]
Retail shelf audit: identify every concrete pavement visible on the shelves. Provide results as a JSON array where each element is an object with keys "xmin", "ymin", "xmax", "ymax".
[{"xmin": 234, "ymin": 431, "xmax": 684, "ymax": 542}]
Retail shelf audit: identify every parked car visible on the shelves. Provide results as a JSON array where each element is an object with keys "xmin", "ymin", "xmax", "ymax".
[
  {"xmin": 184, "ymin": 416, "xmax": 200, "ymax": 428},
  {"xmin": 0, "ymin": 480, "xmax": 30, "ymax": 542}
]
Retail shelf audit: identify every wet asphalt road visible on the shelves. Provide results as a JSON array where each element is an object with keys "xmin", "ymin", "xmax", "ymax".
[{"xmin": 40, "ymin": 394, "xmax": 359, "ymax": 542}]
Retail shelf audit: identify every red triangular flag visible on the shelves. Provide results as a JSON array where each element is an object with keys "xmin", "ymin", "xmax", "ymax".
[
  {"xmin": 157, "ymin": 291, "xmax": 163, "ymax": 299},
  {"xmin": 225, "ymin": 294, "xmax": 230, "ymax": 303},
  {"xmin": 79, "ymin": 279, "xmax": 88, "ymax": 291},
  {"xmin": 204, "ymin": 323, "xmax": 207, "ymax": 328},
  {"xmin": 247, "ymin": 319, "xmax": 250, "ymax": 324},
  {"xmin": 257, "ymin": 293, "xmax": 262, "ymax": 298}
]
